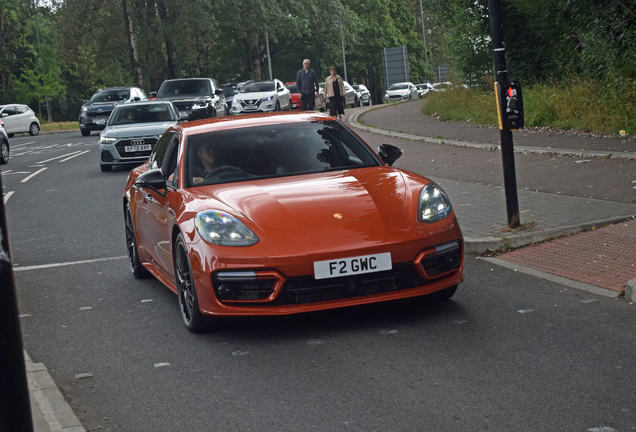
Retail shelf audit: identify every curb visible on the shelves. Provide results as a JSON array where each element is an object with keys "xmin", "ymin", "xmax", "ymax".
[
  {"xmin": 478, "ymin": 257, "xmax": 622, "ymax": 298},
  {"xmin": 25, "ymin": 351, "xmax": 86, "ymax": 432},
  {"xmin": 626, "ymin": 278, "xmax": 636, "ymax": 303},
  {"xmin": 346, "ymin": 106, "xmax": 636, "ymax": 161},
  {"xmin": 463, "ymin": 214, "xmax": 636, "ymax": 254}
]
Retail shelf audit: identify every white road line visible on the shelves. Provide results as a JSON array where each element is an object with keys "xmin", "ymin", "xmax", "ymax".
[
  {"xmin": 37, "ymin": 152, "xmax": 81, "ymax": 164},
  {"xmin": 21, "ymin": 167, "xmax": 47, "ymax": 183},
  {"xmin": 59, "ymin": 150, "xmax": 90, "ymax": 162},
  {"xmin": 3, "ymin": 191, "xmax": 14, "ymax": 204},
  {"xmin": 10, "ymin": 141, "xmax": 36, "ymax": 148},
  {"xmin": 13, "ymin": 256, "xmax": 127, "ymax": 272}
]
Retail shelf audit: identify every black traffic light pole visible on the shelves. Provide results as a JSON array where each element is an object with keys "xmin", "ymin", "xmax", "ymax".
[
  {"xmin": 488, "ymin": 0, "xmax": 521, "ymax": 229},
  {"xmin": 0, "ymin": 171, "xmax": 34, "ymax": 431}
]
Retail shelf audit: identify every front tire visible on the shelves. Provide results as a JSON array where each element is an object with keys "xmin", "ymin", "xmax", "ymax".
[
  {"xmin": 100, "ymin": 163, "xmax": 112, "ymax": 172},
  {"xmin": 29, "ymin": 122, "xmax": 40, "ymax": 136},
  {"xmin": 175, "ymin": 233, "xmax": 209, "ymax": 332},
  {"xmin": 81, "ymin": 129, "xmax": 91, "ymax": 137},
  {"xmin": 275, "ymin": 101, "xmax": 281, "ymax": 112},
  {"xmin": 124, "ymin": 203, "xmax": 149, "ymax": 278},
  {"xmin": 1, "ymin": 141, "xmax": 9, "ymax": 164}
]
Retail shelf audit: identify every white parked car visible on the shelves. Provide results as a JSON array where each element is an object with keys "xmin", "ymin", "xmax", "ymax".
[
  {"xmin": 384, "ymin": 82, "xmax": 419, "ymax": 103},
  {"xmin": 432, "ymin": 82, "xmax": 453, "ymax": 92},
  {"xmin": 416, "ymin": 83, "xmax": 434, "ymax": 98},
  {"xmin": 0, "ymin": 104, "xmax": 40, "ymax": 137},
  {"xmin": 231, "ymin": 79, "xmax": 292, "ymax": 114}
]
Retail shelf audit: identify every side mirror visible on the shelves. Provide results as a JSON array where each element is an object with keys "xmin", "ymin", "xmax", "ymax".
[
  {"xmin": 149, "ymin": 92, "xmax": 157, "ymax": 98},
  {"xmin": 179, "ymin": 113, "xmax": 189, "ymax": 121},
  {"xmin": 83, "ymin": 100, "xmax": 89, "ymax": 105},
  {"xmin": 215, "ymin": 89, "xmax": 224, "ymax": 95},
  {"xmin": 135, "ymin": 169, "xmax": 167, "ymax": 195},
  {"xmin": 377, "ymin": 144, "xmax": 403, "ymax": 166}
]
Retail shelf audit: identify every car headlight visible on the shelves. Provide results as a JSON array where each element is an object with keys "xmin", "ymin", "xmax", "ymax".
[
  {"xmin": 195, "ymin": 210, "xmax": 259, "ymax": 246},
  {"xmin": 99, "ymin": 136, "xmax": 117, "ymax": 144},
  {"xmin": 82, "ymin": 106, "xmax": 89, "ymax": 112},
  {"xmin": 418, "ymin": 183, "xmax": 452, "ymax": 223}
]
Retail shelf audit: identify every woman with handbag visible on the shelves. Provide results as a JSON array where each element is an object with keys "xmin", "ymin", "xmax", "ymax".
[{"xmin": 324, "ymin": 66, "xmax": 346, "ymax": 120}]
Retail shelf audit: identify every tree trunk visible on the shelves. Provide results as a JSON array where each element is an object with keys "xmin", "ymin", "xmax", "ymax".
[
  {"xmin": 157, "ymin": 0, "xmax": 178, "ymax": 79},
  {"xmin": 122, "ymin": 0, "xmax": 144, "ymax": 87}
]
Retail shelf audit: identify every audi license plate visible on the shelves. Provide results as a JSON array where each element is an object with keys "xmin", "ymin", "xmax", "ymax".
[
  {"xmin": 125, "ymin": 144, "xmax": 152, "ymax": 152},
  {"xmin": 313, "ymin": 252, "xmax": 392, "ymax": 280}
]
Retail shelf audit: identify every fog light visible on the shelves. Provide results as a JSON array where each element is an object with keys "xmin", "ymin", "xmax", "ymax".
[{"xmin": 217, "ymin": 284, "xmax": 240, "ymax": 300}]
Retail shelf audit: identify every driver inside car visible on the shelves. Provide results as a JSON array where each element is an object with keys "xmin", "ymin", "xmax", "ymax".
[{"xmin": 192, "ymin": 142, "xmax": 237, "ymax": 184}]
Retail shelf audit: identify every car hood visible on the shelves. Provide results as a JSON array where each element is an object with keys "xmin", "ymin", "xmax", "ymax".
[
  {"xmin": 199, "ymin": 168, "xmax": 408, "ymax": 230},
  {"xmin": 83, "ymin": 102, "xmax": 118, "ymax": 112},
  {"xmin": 386, "ymin": 89, "xmax": 409, "ymax": 96},
  {"xmin": 102, "ymin": 122, "xmax": 176, "ymax": 137},
  {"xmin": 235, "ymin": 91, "xmax": 276, "ymax": 100}
]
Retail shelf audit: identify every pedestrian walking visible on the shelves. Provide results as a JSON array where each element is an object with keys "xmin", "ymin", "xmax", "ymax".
[
  {"xmin": 324, "ymin": 66, "xmax": 345, "ymax": 120},
  {"xmin": 296, "ymin": 59, "xmax": 320, "ymax": 111}
]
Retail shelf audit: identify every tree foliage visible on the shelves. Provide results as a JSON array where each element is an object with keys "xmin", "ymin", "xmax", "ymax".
[{"xmin": 1, "ymin": 0, "xmax": 634, "ymax": 120}]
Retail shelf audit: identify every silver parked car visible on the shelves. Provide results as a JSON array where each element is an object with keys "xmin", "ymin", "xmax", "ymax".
[
  {"xmin": 0, "ymin": 120, "xmax": 10, "ymax": 164},
  {"xmin": 383, "ymin": 82, "xmax": 419, "ymax": 103},
  {"xmin": 353, "ymin": 84, "xmax": 372, "ymax": 106},
  {"xmin": 0, "ymin": 104, "xmax": 40, "ymax": 137},
  {"xmin": 98, "ymin": 101, "xmax": 185, "ymax": 172}
]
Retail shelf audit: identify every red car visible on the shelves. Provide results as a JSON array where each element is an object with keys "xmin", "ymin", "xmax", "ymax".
[
  {"xmin": 285, "ymin": 82, "xmax": 302, "ymax": 110},
  {"xmin": 124, "ymin": 112, "xmax": 464, "ymax": 332}
]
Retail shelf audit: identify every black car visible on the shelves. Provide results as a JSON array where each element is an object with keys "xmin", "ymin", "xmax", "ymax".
[
  {"xmin": 220, "ymin": 83, "xmax": 238, "ymax": 113},
  {"xmin": 151, "ymin": 78, "xmax": 227, "ymax": 120},
  {"xmin": 78, "ymin": 86, "xmax": 147, "ymax": 137}
]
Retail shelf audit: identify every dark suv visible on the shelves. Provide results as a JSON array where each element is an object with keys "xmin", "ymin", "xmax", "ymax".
[
  {"xmin": 78, "ymin": 86, "xmax": 146, "ymax": 136},
  {"xmin": 151, "ymin": 78, "xmax": 227, "ymax": 120}
]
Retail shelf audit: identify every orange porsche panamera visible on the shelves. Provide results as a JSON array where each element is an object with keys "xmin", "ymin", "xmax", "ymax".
[{"xmin": 123, "ymin": 112, "xmax": 464, "ymax": 332}]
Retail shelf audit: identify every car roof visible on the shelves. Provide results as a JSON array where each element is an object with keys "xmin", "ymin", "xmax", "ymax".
[
  {"xmin": 174, "ymin": 111, "xmax": 335, "ymax": 136},
  {"xmin": 113, "ymin": 100, "xmax": 173, "ymax": 107},
  {"xmin": 93, "ymin": 86, "xmax": 139, "ymax": 92}
]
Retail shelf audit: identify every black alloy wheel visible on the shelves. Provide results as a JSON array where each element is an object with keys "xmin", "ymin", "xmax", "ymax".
[
  {"xmin": 174, "ymin": 233, "xmax": 209, "ymax": 332},
  {"xmin": 29, "ymin": 122, "xmax": 40, "ymax": 136},
  {"xmin": 125, "ymin": 203, "xmax": 149, "ymax": 278},
  {"xmin": 1, "ymin": 141, "xmax": 9, "ymax": 164}
]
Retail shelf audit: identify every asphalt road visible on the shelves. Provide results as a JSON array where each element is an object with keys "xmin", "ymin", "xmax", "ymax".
[{"xmin": 4, "ymin": 130, "xmax": 636, "ymax": 431}]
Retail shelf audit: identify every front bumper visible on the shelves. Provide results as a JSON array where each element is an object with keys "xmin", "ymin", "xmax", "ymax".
[
  {"xmin": 79, "ymin": 115, "xmax": 109, "ymax": 131},
  {"xmin": 98, "ymin": 136, "xmax": 159, "ymax": 166}
]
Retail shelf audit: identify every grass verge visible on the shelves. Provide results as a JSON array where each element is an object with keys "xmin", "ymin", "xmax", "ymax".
[{"xmin": 422, "ymin": 78, "xmax": 636, "ymax": 137}]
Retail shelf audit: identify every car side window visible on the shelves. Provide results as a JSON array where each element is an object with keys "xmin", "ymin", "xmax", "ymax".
[
  {"xmin": 2, "ymin": 107, "xmax": 17, "ymax": 117},
  {"xmin": 149, "ymin": 131, "xmax": 179, "ymax": 171},
  {"xmin": 16, "ymin": 106, "xmax": 28, "ymax": 114}
]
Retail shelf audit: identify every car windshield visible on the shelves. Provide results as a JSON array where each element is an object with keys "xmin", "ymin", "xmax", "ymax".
[
  {"xmin": 90, "ymin": 89, "xmax": 130, "ymax": 103},
  {"xmin": 285, "ymin": 84, "xmax": 298, "ymax": 93},
  {"xmin": 240, "ymin": 82, "xmax": 275, "ymax": 93},
  {"xmin": 389, "ymin": 84, "xmax": 408, "ymax": 90},
  {"xmin": 185, "ymin": 120, "xmax": 381, "ymax": 187},
  {"xmin": 108, "ymin": 104, "xmax": 176, "ymax": 126},
  {"xmin": 157, "ymin": 80, "xmax": 211, "ymax": 97}
]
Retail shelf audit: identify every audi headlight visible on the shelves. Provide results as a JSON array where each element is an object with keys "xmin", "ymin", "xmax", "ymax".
[
  {"xmin": 99, "ymin": 136, "xmax": 117, "ymax": 144},
  {"xmin": 195, "ymin": 210, "xmax": 259, "ymax": 246},
  {"xmin": 418, "ymin": 183, "xmax": 452, "ymax": 223}
]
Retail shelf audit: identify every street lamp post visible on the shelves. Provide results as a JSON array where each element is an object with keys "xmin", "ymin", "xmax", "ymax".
[
  {"xmin": 419, "ymin": 0, "xmax": 428, "ymax": 68},
  {"xmin": 337, "ymin": 0, "xmax": 347, "ymax": 82}
]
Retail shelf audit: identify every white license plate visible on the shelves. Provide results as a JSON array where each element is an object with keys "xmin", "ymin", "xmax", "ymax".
[
  {"xmin": 246, "ymin": 105, "xmax": 257, "ymax": 110},
  {"xmin": 125, "ymin": 144, "xmax": 152, "ymax": 152},
  {"xmin": 313, "ymin": 252, "xmax": 392, "ymax": 280},
  {"xmin": 96, "ymin": 119, "xmax": 106, "ymax": 125}
]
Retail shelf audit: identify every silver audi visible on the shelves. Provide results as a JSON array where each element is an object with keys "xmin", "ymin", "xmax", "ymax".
[{"xmin": 97, "ymin": 100, "xmax": 186, "ymax": 172}]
